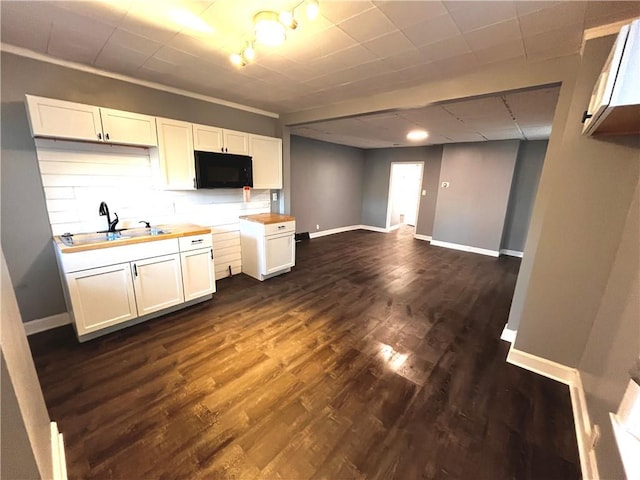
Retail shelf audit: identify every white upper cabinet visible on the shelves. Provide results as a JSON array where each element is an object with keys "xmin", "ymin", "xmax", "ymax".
[
  {"xmin": 193, "ymin": 124, "xmax": 224, "ymax": 152},
  {"xmin": 25, "ymin": 94, "xmax": 158, "ymax": 146},
  {"xmin": 25, "ymin": 95, "xmax": 102, "ymax": 142},
  {"xmin": 223, "ymin": 129, "xmax": 249, "ymax": 155},
  {"xmin": 249, "ymin": 134, "xmax": 283, "ymax": 189},
  {"xmin": 193, "ymin": 123, "xmax": 249, "ymax": 155},
  {"xmin": 99, "ymin": 108, "xmax": 158, "ymax": 146},
  {"xmin": 583, "ymin": 19, "xmax": 640, "ymax": 136},
  {"xmin": 156, "ymin": 117, "xmax": 196, "ymax": 190}
]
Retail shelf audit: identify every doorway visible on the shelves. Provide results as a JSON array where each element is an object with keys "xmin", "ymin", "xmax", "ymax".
[{"xmin": 386, "ymin": 162, "xmax": 424, "ymax": 233}]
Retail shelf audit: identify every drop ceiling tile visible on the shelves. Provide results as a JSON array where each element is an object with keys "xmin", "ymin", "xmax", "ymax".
[
  {"xmin": 584, "ymin": 2, "xmax": 640, "ymax": 29},
  {"xmin": 306, "ymin": 44, "xmax": 379, "ymax": 72},
  {"xmin": 140, "ymin": 56, "xmax": 179, "ymax": 74},
  {"xmin": 94, "ymin": 43, "xmax": 150, "ymax": 72},
  {"xmin": 151, "ymin": 46, "xmax": 200, "ymax": 66},
  {"xmin": 381, "ymin": 48, "xmax": 431, "ymax": 71},
  {"xmin": 337, "ymin": 6, "xmax": 398, "ymax": 43},
  {"xmin": 362, "ymin": 30, "xmax": 416, "ymax": 58},
  {"xmin": 0, "ymin": 2, "xmax": 52, "ymax": 53},
  {"xmin": 419, "ymin": 35, "xmax": 471, "ymax": 62},
  {"xmin": 120, "ymin": 9, "xmax": 181, "ymax": 44},
  {"xmin": 54, "ymin": 1, "xmax": 131, "ymax": 26},
  {"xmin": 523, "ymin": 23, "xmax": 583, "ymax": 56},
  {"xmin": 446, "ymin": 1, "xmax": 517, "ymax": 33},
  {"xmin": 373, "ymin": 1, "xmax": 447, "ymax": 29},
  {"xmin": 482, "ymin": 130, "xmax": 524, "ymax": 141},
  {"xmin": 47, "ymin": 21, "xmax": 113, "ymax": 64},
  {"xmin": 515, "ymin": 1, "xmax": 565, "ymax": 17},
  {"xmin": 402, "ymin": 13, "xmax": 460, "ymax": 48},
  {"xmin": 474, "ymin": 40, "xmax": 525, "ymax": 65},
  {"xmin": 443, "ymin": 97, "xmax": 506, "ymax": 119},
  {"xmin": 108, "ymin": 28, "xmax": 162, "ymax": 56},
  {"xmin": 518, "ymin": 2, "xmax": 587, "ymax": 38},
  {"xmin": 464, "ymin": 18, "xmax": 522, "ymax": 51},
  {"xmin": 320, "ymin": 1, "xmax": 376, "ymax": 24}
]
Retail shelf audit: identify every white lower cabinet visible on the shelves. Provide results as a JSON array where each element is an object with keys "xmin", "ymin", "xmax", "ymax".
[
  {"xmin": 57, "ymin": 234, "xmax": 215, "ymax": 340},
  {"xmin": 132, "ymin": 254, "xmax": 184, "ymax": 316},
  {"xmin": 240, "ymin": 218, "xmax": 295, "ymax": 281},
  {"xmin": 181, "ymin": 248, "xmax": 216, "ymax": 301},
  {"xmin": 66, "ymin": 262, "xmax": 137, "ymax": 335},
  {"xmin": 265, "ymin": 233, "xmax": 295, "ymax": 274}
]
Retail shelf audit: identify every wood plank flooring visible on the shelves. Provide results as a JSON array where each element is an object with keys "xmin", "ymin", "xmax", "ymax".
[{"xmin": 29, "ymin": 227, "xmax": 580, "ymax": 479}]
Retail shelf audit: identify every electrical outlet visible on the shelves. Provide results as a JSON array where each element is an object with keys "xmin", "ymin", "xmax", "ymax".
[
  {"xmin": 272, "ymin": 192, "xmax": 278, "ymax": 201},
  {"xmin": 316, "ymin": 224, "xmax": 320, "ymax": 230},
  {"xmin": 422, "ymin": 190, "xmax": 426, "ymax": 196}
]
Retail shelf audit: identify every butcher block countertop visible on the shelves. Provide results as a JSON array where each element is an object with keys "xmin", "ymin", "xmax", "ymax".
[
  {"xmin": 55, "ymin": 224, "xmax": 211, "ymax": 253},
  {"xmin": 239, "ymin": 213, "xmax": 295, "ymax": 224}
]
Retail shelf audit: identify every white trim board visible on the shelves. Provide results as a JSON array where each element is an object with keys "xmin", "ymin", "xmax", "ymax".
[
  {"xmin": 507, "ymin": 346, "xmax": 599, "ymax": 479},
  {"xmin": 23, "ymin": 312, "xmax": 71, "ymax": 336},
  {"xmin": 430, "ymin": 240, "xmax": 500, "ymax": 257},
  {"xmin": 500, "ymin": 324, "xmax": 517, "ymax": 343},
  {"xmin": 414, "ymin": 234, "xmax": 432, "ymax": 242},
  {"xmin": 500, "ymin": 249, "xmax": 524, "ymax": 258},
  {"xmin": 0, "ymin": 43, "xmax": 278, "ymax": 119},
  {"xmin": 51, "ymin": 422, "xmax": 68, "ymax": 480}
]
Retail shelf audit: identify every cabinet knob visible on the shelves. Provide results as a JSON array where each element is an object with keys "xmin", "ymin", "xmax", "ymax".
[
  {"xmin": 581, "ymin": 110, "xmax": 593, "ymax": 124},
  {"xmin": 105, "ymin": 133, "xmax": 110, "ymax": 140},
  {"xmin": 97, "ymin": 132, "xmax": 102, "ymax": 140},
  {"xmin": 210, "ymin": 248, "xmax": 213, "ymax": 260},
  {"xmin": 133, "ymin": 264, "xmax": 138, "ymax": 277}
]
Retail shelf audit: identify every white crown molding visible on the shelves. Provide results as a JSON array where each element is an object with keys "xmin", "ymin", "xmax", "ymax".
[{"xmin": 0, "ymin": 43, "xmax": 279, "ymax": 119}]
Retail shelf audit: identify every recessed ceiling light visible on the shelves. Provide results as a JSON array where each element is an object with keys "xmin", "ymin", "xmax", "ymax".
[{"xmin": 407, "ymin": 130, "xmax": 429, "ymax": 141}]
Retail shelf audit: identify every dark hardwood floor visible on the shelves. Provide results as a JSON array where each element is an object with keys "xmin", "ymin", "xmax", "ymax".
[{"xmin": 29, "ymin": 227, "xmax": 580, "ymax": 479}]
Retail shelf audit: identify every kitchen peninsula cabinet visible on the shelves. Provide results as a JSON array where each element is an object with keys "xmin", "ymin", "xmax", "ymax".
[
  {"xmin": 54, "ymin": 225, "xmax": 214, "ymax": 341},
  {"xmin": 156, "ymin": 117, "xmax": 196, "ymax": 190},
  {"xmin": 25, "ymin": 94, "xmax": 157, "ymax": 146}
]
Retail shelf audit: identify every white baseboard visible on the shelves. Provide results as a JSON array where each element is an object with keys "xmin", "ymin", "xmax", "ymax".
[
  {"xmin": 388, "ymin": 224, "xmax": 401, "ymax": 231},
  {"xmin": 23, "ymin": 312, "xmax": 71, "ymax": 336},
  {"xmin": 414, "ymin": 234, "xmax": 432, "ymax": 242},
  {"xmin": 309, "ymin": 225, "xmax": 362, "ymax": 239},
  {"xmin": 359, "ymin": 224, "xmax": 390, "ymax": 233},
  {"xmin": 507, "ymin": 346, "xmax": 599, "ymax": 479},
  {"xmin": 430, "ymin": 240, "xmax": 500, "ymax": 257},
  {"xmin": 500, "ymin": 249, "xmax": 524, "ymax": 258},
  {"xmin": 500, "ymin": 324, "xmax": 517, "ymax": 343},
  {"xmin": 50, "ymin": 422, "xmax": 67, "ymax": 480}
]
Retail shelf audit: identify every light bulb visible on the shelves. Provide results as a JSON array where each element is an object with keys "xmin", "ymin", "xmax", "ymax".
[
  {"xmin": 230, "ymin": 52, "xmax": 245, "ymax": 67},
  {"xmin": 254, "ymin": 11, "xmax": 286, "ymax": 46},
  {"xmin": 306, "ymin": 0, "xmax": 319, "ymax": 20},
  {"xmin": 244, "ymin": 43, "xmax": 255, "ymax": 62},
  {"xmin": 279, "ymin": 11, "xmax": 297, "ymax": 29}
]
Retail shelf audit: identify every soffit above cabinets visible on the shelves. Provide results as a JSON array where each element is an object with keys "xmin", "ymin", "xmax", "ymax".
[
  {"xmin": 290, "ymin": 86, "xmax": 561, "ymax": 149},
  {"xmin": 1, "ymin": 1, "xmax": 639, "ymax": 116}
]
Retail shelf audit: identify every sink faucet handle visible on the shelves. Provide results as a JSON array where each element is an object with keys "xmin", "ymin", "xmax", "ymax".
[{"xmin": 139, "ymin": 220, "xmax": 151, "ymax": 228}]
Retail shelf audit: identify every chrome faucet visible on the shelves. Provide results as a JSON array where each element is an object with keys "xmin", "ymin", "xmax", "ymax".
[{"xmin": 98, "ymin": 201, "xmax": 119, "ymax": 233}]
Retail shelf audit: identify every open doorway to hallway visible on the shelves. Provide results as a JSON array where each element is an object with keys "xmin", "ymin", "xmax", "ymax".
[{"xmin": 386, "ymin": 162, "xmax": 424, "ymax": 233}]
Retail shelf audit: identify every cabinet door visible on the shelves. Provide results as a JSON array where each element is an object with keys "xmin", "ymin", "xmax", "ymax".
[
  {"xmin": 132, "ymin": 254, "xmax": 184, "ymax": 316},
  {"xmin": 181, "ymin": 248, "xmax": 216, "ymax": 301},
  {"xmin": 264, "ymin": 233, "xmax": 295, "ymax": 274},
  {"xmin": 25, "ymin": 94, "xmax": 102, "ymax": 142},
  {"xmin": 156, "ymin": 118, "xmax": 196, "ymax": 190},
  {"xmin": 66, "ymin": 263, "xmax": 138, "ymax": 335},
  {"xmin": 223, "ymin": 129, "xmax": 249, "ymax": 155},
  {"xmin": 100, "ymin": 108, "xmax": 158, "ymax": 146},
  {"xmin": 193, "ymin": 124, "xmax": 224, "ymax": 152},
  {"xmin": 249, "ymin": 134, "xmax": 282, "ymax": 189}
]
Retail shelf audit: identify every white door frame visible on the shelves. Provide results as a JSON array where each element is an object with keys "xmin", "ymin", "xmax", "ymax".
[{"xmin": 385, "ymin": 162, "xmax": 424, "ymax": 233}]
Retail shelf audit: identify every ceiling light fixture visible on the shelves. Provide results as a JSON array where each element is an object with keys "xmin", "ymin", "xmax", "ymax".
[
  {"xmin": 407, "ymin": 130, "xmax": 429, "ymax": 141},
  {"xmin": 230, "ymin": 1, "xmax": 320, "ymax": 67}
]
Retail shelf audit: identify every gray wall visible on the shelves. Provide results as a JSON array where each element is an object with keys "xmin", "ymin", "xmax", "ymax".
[
  {"xmin": 511, "ymin": 35, "xmax": 640, "ymax": 368},
  {"xmin": 361, "ymin": 146, "xmax": 443, "ymax": 232},
  {"xmin": 501, "ymin": 140, "xmax": 547, "ymax": 252},
  {"xmin": 432, "ymin": 140, "xmax": 520, "ymax": 252},
  {"xmin": 1, "ymin": 52, "xmax": 278, "ymax": 322},
  {"xmin": 290, "ymin": 135, "xmax": 365, "ymax": 233},
  {"xmin": 578, "ymin": 178, "xmax": 638, "ymax": 479},
  {"xmin": 1, "ymin": 253, "xmax": 53, "ymax": 479}
]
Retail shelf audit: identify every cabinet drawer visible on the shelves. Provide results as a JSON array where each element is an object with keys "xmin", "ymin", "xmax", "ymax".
[
  {"xmin": 264, "ymin": 221, "xmax": 295, "ymax": 236},
  {"xmin": 179, "ymin": 234, "xmax": 213, "ymax": 252}
]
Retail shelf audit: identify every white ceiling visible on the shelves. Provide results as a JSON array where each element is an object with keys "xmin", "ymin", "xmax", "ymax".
[
  {"xmin": 1, "ymin": 1, "xmax": 638, "ymax": 147},
  {"xmin": 291, "ymin": 85, "xmax": 560, "ymax": 148}
]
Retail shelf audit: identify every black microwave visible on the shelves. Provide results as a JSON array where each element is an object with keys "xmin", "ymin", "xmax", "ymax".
[{"xmin": 194, "ymin": 151, "xmax": 253, "ymax": 189}]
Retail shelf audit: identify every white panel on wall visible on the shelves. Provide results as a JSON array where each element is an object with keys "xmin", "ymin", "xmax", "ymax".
[{"xmin": 34, "ymin": 139, "xmax": 270, "ymax": 279}]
